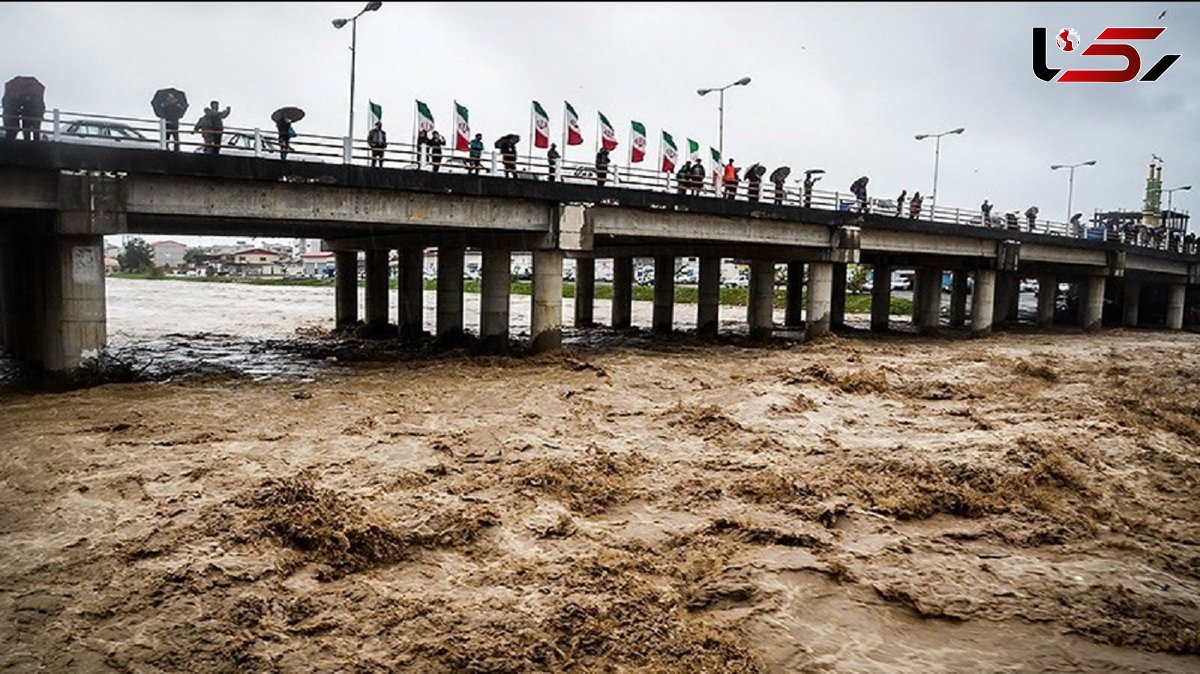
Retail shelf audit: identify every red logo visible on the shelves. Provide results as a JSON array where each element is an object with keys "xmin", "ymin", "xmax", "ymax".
[{"xmin": 1033, "ymin": 26, "xmax": 1180, "ymax": 82}]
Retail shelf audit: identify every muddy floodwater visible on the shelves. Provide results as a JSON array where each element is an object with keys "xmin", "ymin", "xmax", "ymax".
[{"xmin": 1, "ymin": 278, "xmax": 1198, "ymax": 672}]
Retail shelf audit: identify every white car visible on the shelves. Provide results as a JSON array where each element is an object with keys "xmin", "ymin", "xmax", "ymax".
[{"xmin": 60, "ymin": 119, "xmax": 156, "ymax": 148}]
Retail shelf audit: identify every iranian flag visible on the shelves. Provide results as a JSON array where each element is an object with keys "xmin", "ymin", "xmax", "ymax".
[
  {"xmin": 532, "ymin": 101, "xmax": 550, "ymax": 148},
  {"xmin": 630, "ymin": 121, "xmax": 647, "ymax": 163},
  {"xmin": 711, "ymin": 147, "xmax": 722, "ymax": 186},
  {"xmin": 598, "ymin": 111, "xmax": 618, "ymax": 151},
  {"xmin": 369, "ymin": 101, "xmax": 383, "ymax": 127},
  {"xmin": 564, "ymin": 101, "xmax": 583, "ymax": 145},
  {"xmin": 687, "ymin": 138, "xmax": 700, "ymax": 161},
  {"xmin": 453, "ymin": 101, "xmax": 470, "ymax": 151},
  {"xmin": 415, "ymin": 100, "xmax": 434, "ymax": 133},
  {"xmin": 661, "ymin": 131, "xmax": 678, "ymax": 173}
]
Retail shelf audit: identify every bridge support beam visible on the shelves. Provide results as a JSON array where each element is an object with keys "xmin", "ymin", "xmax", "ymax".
[
  {"xmin": 806, "ymin": 261, "xmax": 833, "ymax": 339},
  {"xmin": 334, "ymin": 250, "xmax": 358, "ymax": 328},
  {"xmin": 697, "ymin": 256, "xmax": 720, "ymax": 336},
  {"xmin": 785, "ymin": 262, "xmax": 804, "ymax": 327},
  {"xmin": 611, "ymin": 256, "xmax": 632, "ymax": 329},
  {"xmin": 831, "ymin": 263, "xmax": 847, "ymax": 329},
  {"xmin": 748, "ymin": 260, "xmax": 774, "ymax": 340},
  {"xmin": 949, "ymin": 271, "xmax": 968, "ymax": 328},
  {"xmin": 1166, "ymin": 283, "xmax": 1185, "ymax": 330},
  {"xmin": 1122, "ymin": 279, "xmax": 1140, "ymax": 328},
  {"xmin": 653, "ymin": 255, "xmax": 675, "ymax": 334},
  {"xmin": 994, "ymin": 272, "xmax": 1013, "ymax": 326},
  {"xmin": 870, "ymin": 263, "xmax": 891, "ymax": 332},
  {"xmin": 574, "ymin": 257, "xmax": 595, "ymax": 328},
  {"xmin": 1038, "ymin": 274, "xmax": 1057, "ymax": 328},
  {"xmin": 40, "ymin": 235, "xmax": 108, "ymax": 371},
  {"xmin": 918, "ymin": 266, "xmax": 941, "ymax": 333},
  {"xmin": 364, "ymin": 249, "xmax": 390, "ymax": 330},
  {"xmin": 437, "ymin": 246, "xmax": 464, "ymax": 338},
  {"xmin": 971, "ymin": 269, "xmax": 996, "ymax": 336},
  {"xmin": 532, "ymin": 249, "xmax": 563, "ymax": 352},
  {"xmin": 1080, "ymin": 276, "xmax": 1105, "ymax": 332},
  {"xmin": 397, "ymin": 247, "xmax": 424, "ymax": 340},
  {"xmin": 480, "ymin": 248, "xmax": 511, "ymax": 344}
]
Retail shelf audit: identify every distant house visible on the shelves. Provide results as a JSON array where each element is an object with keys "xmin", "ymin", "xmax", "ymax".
[
  {"xmin": 229, "ymin": 248, "xmax": 284, "ymax": 277},
  {"xmin": 300, "ymin": 251, "xmax": 335, "ymax": 278},
  {"xmin": 149, "ymin": 240, "xmax": 188, "ymax": 269},
  {"xmin": 104, "ymin": 256, "xmax": 120, "ymax": 274}
]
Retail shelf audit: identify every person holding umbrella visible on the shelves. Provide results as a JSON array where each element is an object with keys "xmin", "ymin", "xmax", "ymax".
[
  {"xmin": 151, "ymin": 87, "xmax": 188, "ymax": 151},
  {"xmin": 272, "ymin": 107, "xmax": 304, "ymax": 161},
  {"xmin": 770, "ymin": 166, "xmax": 791, "ymax": 204},
  {"xmin": 3, "ymin": 77, "xmax": 46, "ymax": 141},
  {"xmin": 496, "ymin": 134, "xmax": 519, "ymax": 178}
]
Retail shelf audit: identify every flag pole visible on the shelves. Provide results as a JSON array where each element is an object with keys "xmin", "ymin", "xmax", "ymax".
[
  {"xmin": 412, "ymin": 100, "xmax": 419, "ymax": 169},
  {"xmin": 561, "ymin": 102, "xmax": 568, "ymax": 167},
  {"xmin": 528, "ymin": 101, "xmax": 534, "ymax": 175}
]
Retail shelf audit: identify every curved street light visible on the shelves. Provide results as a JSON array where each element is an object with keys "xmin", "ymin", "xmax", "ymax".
[
  {"xmin": 1050, "ymin": 159, "xmax": 1097, "ymax": 221},
  {"xmin": 332, "ymin": 1, "xmax": 383, "ymax": 142},
  {"xmin": 697, "ymin": 76, "xmax": 752, "ymax": 163},
  {"xmin": 914, "ymin": 127, "xmax": 965, "ymax": 218},
  {"xmin": 1162, "ymin": 184, "xmax": 1192, "ymax": 213}
]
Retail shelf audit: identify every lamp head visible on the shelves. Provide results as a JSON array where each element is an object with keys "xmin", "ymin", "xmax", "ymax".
[
  {"xmin": 332, "ymin": 18, "xmax": 348, "ymax": 28},
  {"xmin": 950, "ymin": 127, "xmax": 965, "ymax": 135},
  {"xmin": 364, "ymin": 1, "xmax": 382, "ymax": 10},
  {"xmin": 1083, "ymin": 160, "xmax": 1097, "ymax": 166},
  {"xmin": 1050, "ymin": 164, "xmax": 1064, "ymax": 170},
  {"xmin": 914, "ymin": 134, "xmax": 928, "ymax": 140},
  {"xmin": 1181, "ymin": 185, "xmax": 1193, "ymax": 191},
  {"xmin": 735, "ymin": 76, "xmax": 752, "ymax": 86},
  {"xmin": 697, "ymin": 88, "xmax": 711, "ymax": 96}
]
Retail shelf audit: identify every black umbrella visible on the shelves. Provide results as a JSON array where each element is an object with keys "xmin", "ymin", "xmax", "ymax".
[
  {"xmin": 494, "ymin": 133, "xmax": 520, "ymax": 148},
  {"xmin": 150, "ymin": 87, "xmax": 188, "ymax": 121},
  {"xmin": 4, "ymin": 76, "xmax": 45, "ymax": 103},
  {"xmin": 769, "ymin": 166, "xmax": 791, "ymax": 184},
  {"xmin": 745, "ymin": 163, "xmax": 766, "ymax": 180},
  {"xmin": 271, "ymin": 106, "xmax": 305, "ymax": 124}
]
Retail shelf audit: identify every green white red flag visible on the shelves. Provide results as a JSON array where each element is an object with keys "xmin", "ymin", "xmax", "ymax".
[
  {"xmin": 415, "ymin": 100, "xmax": 434, "ymax": 134},
  {"xmin": 711, "ymin": 146, "xmax": 722, "ymax": 186},
  {"xmin": 453, "ymin": 101, "xmax": 470, "ymax": 151},
  {"xmin": 564, "ymin": 101, "xmax": 583, "ymax": 145},
  {"xmin": 661, "ymin": 131, "xmax": 678, "ymax": 173},
  {"xmin": 598, "ymin": 111, "xmax": 618, "ymax": 151},
  {"xmin": 687, "ymin": 138, "xmax": 700, "ymax": 161},
  {"xmin": 630, "ymin": 121, "xmax": 647, "ymax": 163},
  {"xmin": 532, "ymin": 101, "xmax": 550, "ymax": 149}
]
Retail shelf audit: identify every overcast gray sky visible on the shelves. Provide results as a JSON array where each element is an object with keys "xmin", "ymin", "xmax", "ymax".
[{"xmin": 3, "ymin": 2, "xmax": 1198, "ymax": 236}]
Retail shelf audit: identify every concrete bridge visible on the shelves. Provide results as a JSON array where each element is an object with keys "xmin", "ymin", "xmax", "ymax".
[{"xmin": 1, "ymin": 140, "xmax": 1197, "ymax": 371}]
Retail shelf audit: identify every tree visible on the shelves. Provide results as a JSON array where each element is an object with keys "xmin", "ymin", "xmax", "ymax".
[
  {"xmin": 183, "ymin": 247, "xmax": 208, "ymax": 267},
  {"xmin": 117, "ymin": 237, "xmax": 154, "ymax": 273},
  {"xmin": 847, "ymin": 264, "xmax": 871, "ymax": 294}
]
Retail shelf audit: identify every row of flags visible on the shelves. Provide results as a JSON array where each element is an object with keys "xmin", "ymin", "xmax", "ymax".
[{"xmin": 369, "ymin": 98, "xmax": 723, "ymax": 178}]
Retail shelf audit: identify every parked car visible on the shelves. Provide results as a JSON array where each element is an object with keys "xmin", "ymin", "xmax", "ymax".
[
  {"xmin": 890, "ymin": 276, "xmax": 913, "ymax": 291},
  {"xmin": 61, "ymin": 119, "xmax": 155, "ymax": 148}
]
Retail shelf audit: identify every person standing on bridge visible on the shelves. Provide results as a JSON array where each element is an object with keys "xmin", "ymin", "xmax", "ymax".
[
  {"xmin": 850, "ymin": 176, "xmax": 869, "ymax": 214},
  {"xmin": 275, "ymin": 116, "xmax": 295, "ymax": 161},
  {"xmin": 802, "ymin": 172, "xmax": 820, "ymax": 208},
  {"xmin": 547, "ymin": 143, "xmax": 560, "ymax": 182},
  {"xmin": 195, "ymin": 101, "xmax": 230, "ymax": 155},
  {"xmin": 367, "ymin": 121, "xmax": 387, "ymax": 168},
  {"xmin": 595, "ymin": 146, "xmax": 611, "ymax": 186},
  {"xmin": 908, "ymin": 192, "xmax": 923, "ymax": 219},
  {"xmin": 468, "ymin": 133, "xmax": 484, "ymax": 175},
  {"xmin": 428, "ymin": 130, "xmax": 445, "ymax": 172},
  {"xmin": 723, "ymin": 159, "xmax": 739, "ymax": 199},
  {"xmin": 689, "ymin": 159, "xmax": 706, "ymax": 196},
  {"xmin": 745, "ymin": 163, "xmax": 763, "ymax": 202},
  {"xmin": 981, "ymin": 199, "xmax": 993, "ymax": 226},
  {"xmin": 1024, "ymin": 205, "xmax": 1039, "ymax": 231},
  {"xmin": 895, "ymin": 190, "xmax": 907, "ymax": 217}
]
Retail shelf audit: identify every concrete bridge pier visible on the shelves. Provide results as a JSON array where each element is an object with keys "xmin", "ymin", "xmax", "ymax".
[
  {"xmin": 437, "ymin": 246, "xmax": 464, "ymax": 338},
  {"xmin": 1166, "ymin": 283, "xmax": 1185, "ymax": 330},
  {"xmin": 949, "ymin": 271, "xmax": 969, "ymax": 328},
  {"xmin": 1080, "ymin": 275, "xmax": 1106, "ymax": 332},
  {"xmin": 1122, "ymin": 279, "xmax": 1140, "ymax": 328},
  {"xmin": 653, "ymin": 255, "xmax": 675, "ymax": 334},
  {"xmin": 971, "ymin": 269, "xmax": 997, "ymax": 336},
  {"xmin": 831, "ymin": 262, "xmax": 847, "ymax": 329},
  {"xmin": 532, "ymin": 249, "xmax": 563, "ymax": 352},
  {"xmin": 480, "ymin": 247, "xmax": 511, "ymax": 345},
  {"xmin": 611, "ymin": 256, "xmax": 632, "ymax": 329},
  {"xmin": 334, "ymin": 250, "xmax": 359, "ymax": 328},
  {"xmin": 806, "ymin": 261, "xmax": 833, "ymax": 339},
  {"xmin": 870, "ymin": 263, "xmax": 891, "ymax": 332},
  {"xmin": 697, "ymin": 256, "xmax": 720, "ymax": 336},
  {"xmin": 993, "ymin": 272, "xmax": 1013, "ymax": 326},
  {"xmin": 748, "ymin": 260, "xmax": 775, "ymax": 340},
  {"xmin": 364, "ymin": 249, "xmax": 390, "ymax": 332},
  {"xmin": 1037, "ymin": 274, "xmax": 1057, "ymax": 328},
  {"xmin": 397, "ymin": 247, "xmax": 424, "ymax": 340},
  {"xmin": 574, "ymin": 257, "xmax": 595, "ymax": 328},
  {"xmin": 785, "ymin": 262, "xmax": 804, "ymax": 327},
  {"xmin": 917, "ymin": 266, "xmax": 942, "ymax": 333}
]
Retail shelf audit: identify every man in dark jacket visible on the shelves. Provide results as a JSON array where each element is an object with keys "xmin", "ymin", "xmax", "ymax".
[
  {"xmin": 194, "ymin": 100, "xmax": 230, "ymax": 155},
  {"xmin": 367, "ymin": 121, "xmax": 387, "ymax": 168}
]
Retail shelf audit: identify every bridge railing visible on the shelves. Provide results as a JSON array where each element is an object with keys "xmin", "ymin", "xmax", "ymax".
[{"xmin": 4, "ymin": 109, "xmax": 1192, "ymax": 252}]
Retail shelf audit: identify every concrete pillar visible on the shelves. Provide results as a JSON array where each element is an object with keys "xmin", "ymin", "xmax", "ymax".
[
  {"xmin": 785, "ymin": 261, "xmax": 804, "ymax": 327},
  {"xmin": 949, "ymin": 271, "xmax": 969, "ymax": 327},
  {"xmin": 611, "ymin": 256, "xmax": 632, "ymax": 329},
  {"xmin": 1037, "ymin": 274, "xmax": 1057, "ymax": 328},
  {"xmin": 1008, "ymin": 276, "xmax": 1022, "ymax": 324},
  {"xmin": 806, "ymin": 261, "xmax": 833, "ymax": 339},
  {"xmin": 918, "ymin": 266, "xmax": 941, "ymax": 333},
  {"xmin": 831, "ymin": 263, "xmax": 847, "ymax": 329},
  {"xmin": 364, "ymin": 249, "xmax": 389, "ymax": 329},
  {"xmin": 480, "ymin": 248, "xmax": 511, "ymax": 341},
  {"xmin": 1080, "ymin": 275, "xmax": 1105, "ymax": 332},
  {"xmin": 870, "ymin": 263, "xmax": 891, "ymax": 332},
  {"xmin": 40, "ymin": 235, "xmax": 107, "ymax": 371},
  {"xmin": 1121, "ymin": 279, "xmax": 1140, "ymax": 328},
  {"xmin": 971, "ymin": 269, "xmax": 996, "ymax": 336},
  {"xmin": 1166, "ymin": 284, "xmax": 1185, "ymax": 330},
  {"xmin": 748, "ymin": 260, "xmax": 775, "ymax": 340},
  {"xmin": 532, "ymin": 249, "xmax": 563, "ymax": 352},
  {"xmin": 397, "ymin": 247, "xmax": 424, "ymax": 339},
  {"xmin": 334, "ymin": 250, "xmax": 358, "ymax": 328},
  {"xmin": 574, "ymin": 257, "xmax": 595, "ymax": 327},
  {"xmin": 436, "ymin": 246, "xmax": 464, "ymax": 338},
  {"xmin": 911, "ymin": 269, "xmax": 924, "ymax": 324},
  {"xmin": 994, "ymin": 272, "xmax": 1012, "ymax": 325},
  {"xmin": 653, "ymin": 255, "xmax": 675, "ymax": 334},
  {"xmin": 697, "ymin": 256, "xmax": 720, "ymax": 336}
]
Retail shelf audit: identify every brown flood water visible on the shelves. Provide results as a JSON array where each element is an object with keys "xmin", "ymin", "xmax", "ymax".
[{"xmin": 0, "ymin": 279, "xmax": 1198, "ymax": 672}]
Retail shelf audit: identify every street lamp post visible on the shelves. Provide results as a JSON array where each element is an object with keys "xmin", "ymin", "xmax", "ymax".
[
  {"xmin": 1163, "ymin": 185, "xmax": 1192, "ymax": 213},
  {"xmin": 914, "ymin": 127, "xmax": 965, "ymax": 219},
  {"xmin": 332, "ymin": 1, "xmax": 383, "ymax": 143},
  {"xmin": 697, "ymin": 76, "xmax": 752, "ymax": 165},
  {"xmin": 1050, "ymin": 160, "xmax": 1097, "ymax": 221}
]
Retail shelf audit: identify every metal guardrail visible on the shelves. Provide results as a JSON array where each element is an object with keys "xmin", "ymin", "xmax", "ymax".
[{"xmin": 3, "ymin": 109, "xmax": 1196, "ymax": 255}]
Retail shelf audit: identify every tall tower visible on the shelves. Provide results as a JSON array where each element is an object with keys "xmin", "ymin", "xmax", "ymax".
[{"xmin": 1142, "ymin": 156, "xmax": 1163, "ymax": 227}]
